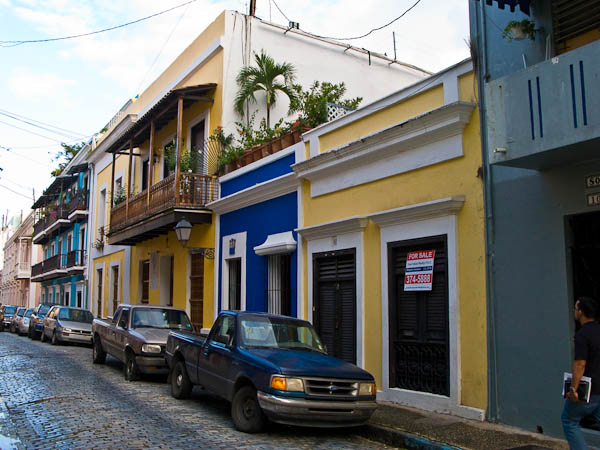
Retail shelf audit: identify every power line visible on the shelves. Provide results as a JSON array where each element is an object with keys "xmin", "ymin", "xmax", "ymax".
[
  {"xmin": 309, "ymin": 0, "xmax": 423, "ymax": 41},
  {"xmin": 0, "ymin": 0, "xmax": 199, "ymax": 47},
  {"xmin": 0, "ymin": 175, "xmax": 33, "ymax": 192},
  {"xmin": 271, "ymin": 0, "xmax": 290, "ymax": 23},
  {"xmin": 0, "ymin": 146, "xmax": 53, "ymax": 167},
  {"xmin": 0, "ymin": 108, "xmax": 87, "ymax": 137},
  {"xmin": 0, "ymin": 184, "xmax": 34, "ymax": 200},
  {"xmin": 0, "ymin": 119, "xmax": 66, "ymax": 143},
  {"xmin": 0, "ymin": 111, "xmax": 85, "ymax": 140}
]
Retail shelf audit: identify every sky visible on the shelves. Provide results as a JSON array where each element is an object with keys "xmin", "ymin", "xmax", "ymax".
[{"xmin": 0, "ymin": 0, "xmax": 470, "ymax": 223}]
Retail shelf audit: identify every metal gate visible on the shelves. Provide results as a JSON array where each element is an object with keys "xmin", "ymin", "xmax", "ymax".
[{"xmin": 388, "ymin": 236, "xmax": 449, "ymax": 396}]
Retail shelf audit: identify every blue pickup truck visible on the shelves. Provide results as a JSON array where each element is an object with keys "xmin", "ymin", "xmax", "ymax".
[{"xmin": 165, "ymin": 311, "xmax": 377, "ymax": 432}]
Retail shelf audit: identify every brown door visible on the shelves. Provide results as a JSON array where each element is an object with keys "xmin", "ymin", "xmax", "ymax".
[
  {"xmin": 189, "ymin": 253, "xmax": 204, "ymax": 330},
  {"xmin": 97, "ymin": 268, "xmax": 103, "ymax": 317},
  {"xmin": 141, "ymin": 260, "xmax": 150, "ymax": 304}
]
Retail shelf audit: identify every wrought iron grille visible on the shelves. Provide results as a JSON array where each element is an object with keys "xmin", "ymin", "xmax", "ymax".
[{"xmin": 391, "ymin": 341, "xmax": 449, "ymax": 396}]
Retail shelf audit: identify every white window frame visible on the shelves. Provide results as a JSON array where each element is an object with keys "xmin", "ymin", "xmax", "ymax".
[{"xmin": 220, "ymin": 232, "xmax": 247, "ymax": 312}]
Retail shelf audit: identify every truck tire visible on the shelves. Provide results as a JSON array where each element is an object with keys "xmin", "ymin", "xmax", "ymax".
[
  {"xmin": 231, "ymin": 386, "xmax": 266, "ymax": 433},
  {"xmin": 92, "ymin": 336, "xmax": 106, "ymax": 364},
  {"xmin": 171, "ymin": 360, "xmax": 192, "ymax": 399},
  {"xmin": 124, "ymin": 350, "xmax": 140, "ymax": 381}
]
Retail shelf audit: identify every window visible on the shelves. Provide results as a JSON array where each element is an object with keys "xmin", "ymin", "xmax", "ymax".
[
  {"xmin": 98, "ymin": 189, "xmax": 106, "ymax": 230},
  {"xmin": 228, "ymin": 258, "xmax": 241, "ymax": 310},
  {"xmin": 76, "ymin": 290, "xmax": 83, "ymax": 308},
  {"xmin": 210, "ymin": 314, "xmax": 235, "ymax": 346},
  {"xmin": 189, "ymin": 253, "xmax": 204, "ymax": 329},
  {"xmin": 141, "ymin": 260, "xmax": 150, "ymax": 303},
  {"xmin": 190, "ymin": 120, "xmax": 205, "ymax": 174},
  {"xmin": 141, "ymin": 159, "xmax": 149, "ymax": 191},
  {"xmin": 65, "ymin": 291, "xmax": 70, "ymax": 307},
  {"xmin": 267, "ymin": 254, "xmax": 291, "ymax": 316},
  {"xmin": 112, "ymin": 266, "xmax": 119, "ymax": 313},
  {"xmin": 118, "ymin": 308, "xmax": 129, "ymax": 328}
]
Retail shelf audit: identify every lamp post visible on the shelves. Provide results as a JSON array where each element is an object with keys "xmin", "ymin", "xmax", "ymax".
[{"xmin": 175, "ymin": 218, "xmax": 192, "ymax": 248}]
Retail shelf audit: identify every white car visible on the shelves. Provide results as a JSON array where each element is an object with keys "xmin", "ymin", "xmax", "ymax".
[{"xmin": 16, "ymin": 309, "xmax": 33, "ymax": 336}]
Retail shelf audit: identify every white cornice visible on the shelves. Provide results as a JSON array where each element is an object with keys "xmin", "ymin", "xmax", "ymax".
[
  {"xmin": 293, "ymin": 102, "xmax": 475, "ymax": 182},
  {"xmin": 296, "ymin": 216, "xmax": 368, "ymax": 241},
  {"xmin": 369, "ymin": 197, "xmax": 465, "ymax": 227},
  {"xmin": 208, "ymin": 172, "xmax": 297, "ymax": 215},
  {"xmin": 253, "ymin": 231, "xmax": 297, "ymax": 256}
]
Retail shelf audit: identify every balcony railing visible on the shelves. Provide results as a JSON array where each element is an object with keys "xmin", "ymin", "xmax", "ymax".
[
  {"xmin": 30, "ymin": 254, "xmax": 67, "ymax": 281},
  {"xmin": 109, "ymin": 173, "xmax": 219, "ymax": 233},
  {"xmin": 33, "ymin": 217, "xmax": 46, "ymax": 237},
  {"xmin": 487, "ymin": 39, "xmax": 600, "ymax": 169},
  {"xmin": 67, "ymin": 191, "xmax": 88, "ymax": 215},
  {"xmin": 66, "ymin": 250, "xmax": 86, "ymax": 268}
]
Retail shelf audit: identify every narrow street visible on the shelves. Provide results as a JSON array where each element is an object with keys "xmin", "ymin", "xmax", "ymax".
[{"xmin": 0, "ymin": 333, "xmax": 387, "ymax": 449}]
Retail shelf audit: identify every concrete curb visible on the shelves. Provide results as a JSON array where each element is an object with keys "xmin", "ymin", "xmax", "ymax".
[{"xmin": 359, "ymin": 423, "xmax": 463, "ymax": 449}]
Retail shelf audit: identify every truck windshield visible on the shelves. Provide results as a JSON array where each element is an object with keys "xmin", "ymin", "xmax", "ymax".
[
  {"xmin": 38, "ymin": 305, "xmax": 51, "ymax": 317},
  {"xmin": 240, "ymin": 317, "xmax": 326, "ymax": 353},
  {"xmin": 24, "ymin": 309, "xmax": 33, "ymax": 318},
  {"xmin": 131, "ymin": 308, "xmax": 192, "ymax": 330},
  {"xmin": 4, "ymin": 306, "xmax": 16, "ymax": 315},
  {"xmin": 58, "ymin": 308, "xmax": 93, "ymax": 323}
]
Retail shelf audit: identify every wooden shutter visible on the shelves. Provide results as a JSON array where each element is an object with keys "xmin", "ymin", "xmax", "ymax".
[
  {"xmin": 112, "ymin": 266, "xmax": 119, "ymax": 312},
  {"xmin": 190, "ymin": 253, "xmax": 204, "ymax": 329},
  {"xmin": 314, "ymin": 250, "xmax": 356, "ymax": 364},
  {"xmin": 141, "ymin": 260, "xmax": 149, "ymax": 303}
]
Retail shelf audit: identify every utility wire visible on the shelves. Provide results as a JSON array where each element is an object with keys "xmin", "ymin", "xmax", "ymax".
[
  {"xmin": 135, "ymin": 1, "xmax": 191, "ymax": 95},
  {"xmin": 0, "ymin": 119, "xmax": 67, "ymax": 143},
  {"xmin": 0, "ymin": 184, "xmax": 33, "ymax": 200},
  {"xmin": 0, "ymin": 0, "xmax": 199, "ymax": 47},
  {"xmin": 0, "ymin": 175, "xmax": 33, "ymax": 192},
  {"xmin": 0, "ymin": 108, "xmax": 87, "ymax": 137},
  {"xmin": 271, "ymin": 0, "xmax": 290, "ymax": 23},
  {"xmin": 0, "ymin": 146, "xmax": 53, "ymax": 167},
  {"xmin": 0, "ymin": 111, "xmax": 85, "ymax": 140},
  {"xmin": 309, "ymin": 0, "xmax": 423, "ymax": 41}
]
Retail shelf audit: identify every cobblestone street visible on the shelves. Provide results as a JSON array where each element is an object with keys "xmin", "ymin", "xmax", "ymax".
[{"xmin": 0, "ymin": 332, "xmax": 387, "ymax": 450}]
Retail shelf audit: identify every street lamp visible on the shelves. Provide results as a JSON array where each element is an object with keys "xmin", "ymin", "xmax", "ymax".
[{"xmin": 175, "ymin": 218, "xmax": 192, "ymax": 248}]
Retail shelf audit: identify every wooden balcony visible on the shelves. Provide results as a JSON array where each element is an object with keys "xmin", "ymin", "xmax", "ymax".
[
  {"xmin": 67, "ymin": 191, "xmax": 89, "ymax": 221},
  {"xmin": 107, "ymin": 173, "xmax": 218, "ymax": 246},
  {"xmin": 30, "ymin": 254, "xmax": 68, "ymax": 282}
]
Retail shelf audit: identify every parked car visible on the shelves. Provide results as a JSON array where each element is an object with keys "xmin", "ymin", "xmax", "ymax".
[
  {"xmin": 166, "ymin": 311, "xmax": 378, "ymax": 433},
  {"xmin": 92, "ymin": 304, "xmax": 193, "ymax": 381},
  {"xmin": 10, "ymin": 307, "xmax": 26, "ymax": 333},
  {"xmin": 1, "ymin": 305, "xmax": 17, "ymax": 331},
  {"xmin": 41, "ymin": 306, "xmax": 94, "ymax": 345},
  {"xmin": 28, "ymin": 304, "xmax": 52, "ymax": 340},
  {"xmin": 16, "ymin": 309, "xmax": 33, "ymax": 336}
]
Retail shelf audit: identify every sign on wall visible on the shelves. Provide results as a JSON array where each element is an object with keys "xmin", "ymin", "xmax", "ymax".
[{"xmin": 404, "ymin": 250, "xmax": 435, "ymax": 291}]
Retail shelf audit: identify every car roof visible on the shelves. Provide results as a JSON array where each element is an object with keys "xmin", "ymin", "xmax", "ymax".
[
  {"xmin": 225, "ymin": 310, "xmax": 309, "ymax": 323},
  {"xmin": 117, "ymin": 304, "xmax": 186, "ymax": 312}
]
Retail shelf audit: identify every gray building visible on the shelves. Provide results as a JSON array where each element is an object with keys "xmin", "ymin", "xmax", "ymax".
[{"xmin": 470, "ymin": 0, "xmax": 600, "ymax": 442}]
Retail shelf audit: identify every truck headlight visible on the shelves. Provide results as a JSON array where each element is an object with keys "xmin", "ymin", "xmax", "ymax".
[
  {"xmin": 62, "ymin": 328, "xmax": 72, "ymax": 333},
  {"xmin": 359, "ymin": 382, "xmax": 376, "ymax": 396},
  {"xmin": 141, "ymin": 344, "xmax": 162, "ymax": 354},
  {"xmin": 271, "ymin": 376, "xmax": 304, "ymax": 392}
]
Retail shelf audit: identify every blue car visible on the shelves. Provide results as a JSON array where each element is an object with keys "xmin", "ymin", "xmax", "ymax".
[
  {"xmin": 166, "ymin": 311, "xmax": 377, "ymax": 433},
  {"xmin": 28, "ymin": 304, "xmax": 52, "ymax": 340}
]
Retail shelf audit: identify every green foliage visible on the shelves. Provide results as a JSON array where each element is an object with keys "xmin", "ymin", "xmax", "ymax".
[
  {"xmin": 163, "ymin": 139, "xmax": 177, "ymax": 172},
  {"xmin": 113, "ymin": 184, "xmax": 126, "ymax": 206},
  {"xmin": 180, "ymin": 147, "xmax": 200, "ymax": 173},
  {"xmin": 290, "ymin": 81, "xmax": 362, "ymax": 129},
  {"xmin": 162, "ymin": 137, "xmax": 200, "ymax": 173},
  {"xmin": 235, "ymin": 50, "xmax": 298, "ymax": 128},
  {"xmin": 51, "ymin": 141, "xmax": 86, "ymax": 177},
  {"xmin": 502, "ymin": 19, "xmax": 537, "ymax": 41}
]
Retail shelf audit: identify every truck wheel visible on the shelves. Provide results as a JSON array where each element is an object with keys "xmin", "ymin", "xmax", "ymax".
[
  {"xmin": 231, "ymin": 386, "xmax": 266, "ymax": 433},
  {"xmin": 92, "ymin": 337, "xmax": 106, "ymax": 364},
  {"xmin": 124, "ymin": 351, "xmax": 140, "ymax": 381},
  {"xmin": 171, "ymin": 360, "xmax": 192, "ymax": 399}
]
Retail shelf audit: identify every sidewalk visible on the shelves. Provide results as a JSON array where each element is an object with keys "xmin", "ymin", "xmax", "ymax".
[{"xmin": 360, "ymin": 402, "xmax": 569, "ymax": 450}]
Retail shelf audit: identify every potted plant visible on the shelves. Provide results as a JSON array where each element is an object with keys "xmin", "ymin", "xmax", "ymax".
[{"xmin": 502, "ymin": 19, "xmax": 537, "ymax": 41}]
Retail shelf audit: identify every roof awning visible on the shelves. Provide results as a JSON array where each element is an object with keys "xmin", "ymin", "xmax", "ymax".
[
  {"xmin": 253, "ymin": 231, "xmax": 297, "ymax": 256},
  {"xmin": 474, "ymin": 0, "xmax": 530, "ymax": 15},
  {"xmin": 106, "ymin": 83, "xmax": 217, "ymax": 154},
  {"xmin": 31, "ymin": 174, "xmax": 76, "ymax": 208},
  {"xmin": 67, "ymin": 163, "xmax": 88, "ymax": 175}
]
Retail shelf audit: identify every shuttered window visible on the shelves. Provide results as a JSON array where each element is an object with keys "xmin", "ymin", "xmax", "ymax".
[
  {"xmin": 190, "ymin": 253, "xmax": 204, "ymax": 329},
  {"xmin": 388, "ymin": 236, "xmax": 449, "ymax": 396},
  {"xmin": 313, "ymin": 250, "xmax": 356, "ymax": 364},
  {"xmin": 112, "ymin": 266, "xmax": 119, "ymax": 313},
  {"xmin": 141, "ymin": 260, "xmax": 150, "ymax": 304},
  {"xmin": 228, "ymin": 258, "xmax": 242, "ymax": 310},
  {"xmin": 552, "ymin": 0, "xmax": 600, "ymax": 50},
  {"xmin": 267, "ymin": 254, "xmax": 291, "ymax": 316}
]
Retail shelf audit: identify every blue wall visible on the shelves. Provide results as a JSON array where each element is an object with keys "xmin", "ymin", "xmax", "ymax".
[
  {"xmin": 218, "ymin": 192, "xmax": 298, "ymax": 317},
  {"xmin": 221, "ymin": 153, "xmax": 295, "ymax": 197}
]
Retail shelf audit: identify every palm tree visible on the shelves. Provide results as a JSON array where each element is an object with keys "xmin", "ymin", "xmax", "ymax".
[{"xmin": 234, "ymin": 50, "xmax": 297, "ymax": 128}]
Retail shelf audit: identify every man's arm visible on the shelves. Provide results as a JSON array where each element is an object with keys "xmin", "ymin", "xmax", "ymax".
[{"xmin": 567, "ymin": 359, "xmax": 586, "ymax": 401}]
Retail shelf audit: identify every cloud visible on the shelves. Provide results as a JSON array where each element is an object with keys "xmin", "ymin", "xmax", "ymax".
[{"xmin": 7, "ymin": 66, "xmax": 75, "ymax": 99}]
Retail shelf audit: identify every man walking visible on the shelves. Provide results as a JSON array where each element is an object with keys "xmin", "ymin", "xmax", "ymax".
[{"xmin": 562, "ymin": 296, "xmax": 600, "ymax": 449}]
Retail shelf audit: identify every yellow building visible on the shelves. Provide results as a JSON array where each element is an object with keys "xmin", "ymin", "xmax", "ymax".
[{"xmin": 293, "ymin": 59, "xmax": 487, "ymax": 419}]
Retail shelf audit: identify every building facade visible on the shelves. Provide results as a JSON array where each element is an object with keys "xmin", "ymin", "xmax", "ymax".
[
  {"xmin": 294, "ymin": 59, "xmax": 487, "ymax": 418},
  {"xmin": 91, "ymin": 10, "xmax": 428, "ymax": 328},
  {"xmin": 470, "ymin": 0, "xmax": 600, "ymax": 440},
  {"xmin": 0, "ymin": 212, "xmax": 35, "ymax": 307}
]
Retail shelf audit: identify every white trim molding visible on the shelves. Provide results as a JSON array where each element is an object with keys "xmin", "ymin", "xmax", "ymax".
[
  {"xmin": 294, "ymin": 102, "xmax": 475, "ymax": 197},
  {"xmin": 254, "ymin": 231, "xmax": 297, "ymax": 256},
  {"xmin": 209, "ymin": 172, "xmax": 297, "ymax": 215},
  {"xmin": 220, "ymin": 231, "xmax": 247, "ymax": 311},
  {"xmin": 375, "ymin": 199, "xmax": 484, "ymax": 421},
  {"xmin": 369, "ymin": 197, "xmax": 465, "ymax": 227},
  {"xmin": 296, "ymin": 216, "xmax": 368, "ymax": 241}
]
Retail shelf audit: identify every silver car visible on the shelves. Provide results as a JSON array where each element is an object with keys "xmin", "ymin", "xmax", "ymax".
[
  {"xmin": 42, "ymin": 306, "xmax": 93, "ymax": 345},
  {"xmin": 16, "ymin": 308, "xmax": 33, "ymax": 336},
  {"xmin": 10, "ymin": 307, "xmax": 26, "ymax": 333}
]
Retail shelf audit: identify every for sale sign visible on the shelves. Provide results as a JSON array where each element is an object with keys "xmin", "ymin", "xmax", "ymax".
[{"xmin": 404, "ymin": 250, "xmax": 435, "ymax": 291}]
